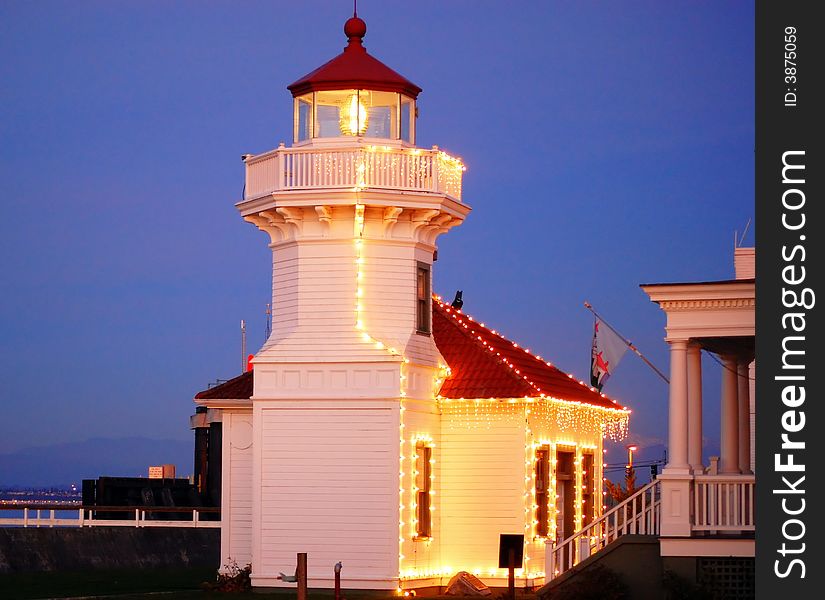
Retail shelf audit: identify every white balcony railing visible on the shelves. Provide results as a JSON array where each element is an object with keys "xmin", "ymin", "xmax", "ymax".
[
  {"xmin": 0, "ymin": 504, "xmax": 220, "ymax": 529},
  {"xmin": 692, "ymin": 475, "xmax": 755, "ymax": 532},
  {"xmin": 244, "ymin": 145, "xmax": 464, "ymax": 202}
]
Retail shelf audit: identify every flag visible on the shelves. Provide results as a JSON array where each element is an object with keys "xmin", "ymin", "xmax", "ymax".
[{"xmin": 590, "ymin": 318, "xmax": 628, "ymax": 390}]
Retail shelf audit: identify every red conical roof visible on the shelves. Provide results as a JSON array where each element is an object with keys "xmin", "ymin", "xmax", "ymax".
[{"xmin": 287, "ymin": 16, "xmax": 422, "ymax": 98}]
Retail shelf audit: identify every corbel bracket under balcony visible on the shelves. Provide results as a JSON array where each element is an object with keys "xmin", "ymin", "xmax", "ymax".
[
  {"xmin": 315, "ymin": 205, "xmax": 333, "ymax": 236},
  {"xmin": 382, "ymin": 206, "xmax": 403, "ymax": 237}
]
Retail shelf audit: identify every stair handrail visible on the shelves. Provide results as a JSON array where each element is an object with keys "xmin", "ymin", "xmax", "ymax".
[{"xmin": 548, "ymin": 478, "xmax": 661, "ymax": 579}]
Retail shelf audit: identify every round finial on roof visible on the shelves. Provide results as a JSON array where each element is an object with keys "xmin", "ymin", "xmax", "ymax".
[{"xmin": 344, "ymin": 16, "xmax": 367, "ymax": 43}]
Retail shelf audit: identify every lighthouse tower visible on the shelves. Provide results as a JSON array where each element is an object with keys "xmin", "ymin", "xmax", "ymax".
[{"xmin": 237, "ymin": 14, "xmax": 469, "ymax": 589}]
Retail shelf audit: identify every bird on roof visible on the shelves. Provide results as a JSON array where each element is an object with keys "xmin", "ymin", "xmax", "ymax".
[{"xmin": 451, "ymin": 290, "xmax": 463, "ymax": 310}]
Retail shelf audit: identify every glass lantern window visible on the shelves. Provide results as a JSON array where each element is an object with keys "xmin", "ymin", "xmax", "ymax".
[
  {"xmin": 315, "ymin": 90, "xmax": 358, "ymax": 137},
  {"xmin": 313, "ymin": 89, "xmax": 361, "ymax": 137},
  {"xmin": 400, "ymin": 95, "xmax": 414, "ymax": 143},
  {"xmin": 362, "ymin": 90, "xmax": 398, "ymax": 139},
  {"xmin": 309, "ymin": 89, "xmax": 408, "ymax": 140},
  {"xmin": 295, "ymin": 94, "xmax": 313, "ymax": 142}
]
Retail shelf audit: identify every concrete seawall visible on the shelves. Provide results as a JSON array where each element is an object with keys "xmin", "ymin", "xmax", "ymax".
[{"xmin": 0, "ymin": 528, "xmax": 220, "ymax": 573}]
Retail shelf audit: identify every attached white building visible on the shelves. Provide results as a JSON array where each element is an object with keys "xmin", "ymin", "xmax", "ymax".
[
  {"xmin": 641, "ymin": 247, "xmax": 755, "ymax": 564},
  {"xmin": 537, "ymin": 247, "xmax": 755, "ymax": 597},
  {"xmin": 194, "ymin": 14, "xmax": 629, "ymax": 592}
]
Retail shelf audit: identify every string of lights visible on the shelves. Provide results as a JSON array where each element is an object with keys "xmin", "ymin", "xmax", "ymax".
[
  {"xmin": 282, "ymin": 144, "xmax": 465, "ymax": 199},
  {"xmin": 440, "ymin": 397, "xmax": 629, "ymax": 440},
  {"xmin": 349, "ymin": 188, "xmax": 628, "ymax": 586}
]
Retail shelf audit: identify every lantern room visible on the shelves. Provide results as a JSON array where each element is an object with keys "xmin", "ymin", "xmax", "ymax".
[{"xmin": 287, "ymin": 15, "xmax": 421, "ymax": 145}]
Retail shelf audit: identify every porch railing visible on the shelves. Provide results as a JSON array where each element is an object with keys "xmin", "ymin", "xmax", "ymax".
[
  {"xmin": 692, "ymin": 475, "xmax": 755, "ymax": 532},
  {"xmin": 244, "ymin": 145, "xmax": 464, "ymax": 201},
  {"xmin": 547, "ymin": 479, "xmax": 661, "ymax": 580},
  {"xmin": 0, "ymin": 504, "xmax": 220, "ymax": 528}
]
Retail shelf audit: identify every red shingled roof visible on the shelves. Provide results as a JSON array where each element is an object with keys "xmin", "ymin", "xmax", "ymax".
[
  {"xmin": 287, "ymin": 16, "xmax": 422, "ymax": 98},
  {"xmin": 432, "ymin": 299, "xmax": 621, "ymax": 409},
  {"xmin": 195, "ymin": 371, "xmax": 253, "ymax": 400},
  {"xmin": 195, "ymin": 299, "xmax": 622, "ymax": 410}
]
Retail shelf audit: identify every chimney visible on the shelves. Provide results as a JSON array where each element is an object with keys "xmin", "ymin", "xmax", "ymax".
[{"xmin": 734, "ymin": 247, "xmax": 755, "ymax": 279}]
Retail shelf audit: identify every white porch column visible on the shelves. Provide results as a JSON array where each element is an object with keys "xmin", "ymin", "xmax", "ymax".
[
  {"xmin": 687, "ymin": 342, "xmax": 703, "ymax": 473},
  {"xmin": 659, "ymin": 338, "xmax": 692, "ymax": 538},
  {"xmin": 665, "ymin": 339, "xmax": 690, "ymax": 473},
  {"xmin": 738, "ymin": 359, "xmax": 752, "ymax": 474},
  {"xmin": 720, "ymin": 355, "xmax": 741, "ymax": 474},
  {"xmin": 749, "ymin": 360, "xmax": 756, "ymax": 472}
]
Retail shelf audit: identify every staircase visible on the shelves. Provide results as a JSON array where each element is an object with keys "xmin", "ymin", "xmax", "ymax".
[{"xmin": 546, "ymin": 479, "xmax": 661, "ymax": 580}]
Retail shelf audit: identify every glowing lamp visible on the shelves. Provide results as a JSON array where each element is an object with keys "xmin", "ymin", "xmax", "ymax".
[
  {"xmin": 626, "ymin": 444, "xmax": 638, "ymax": 468},
  {"xmin": 340, "ymin": 93, "xmax": 369, "ymax": 135}
]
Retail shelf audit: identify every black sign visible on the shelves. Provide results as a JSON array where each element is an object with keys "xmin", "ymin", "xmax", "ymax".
[{"xmin": 497, "ymin": 534, "xmax": 524, "ymax": 569}]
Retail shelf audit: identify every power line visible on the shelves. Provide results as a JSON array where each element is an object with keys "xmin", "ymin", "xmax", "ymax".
[
  {"xmin": 703, "ymin": 350, "xmax": 755, "ymax": 380},
  {"xmin": 604, "ymin": 460, "xmax": 664, "ymax": 473}
]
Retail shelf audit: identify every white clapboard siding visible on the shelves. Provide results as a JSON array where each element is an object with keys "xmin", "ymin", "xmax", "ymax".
[
  {"xmin": 260, "ymin": 241, "xmax": 394, "ymax": 362},
  {"xmin": 364, "ymin": 264, "xmax": 439, "ymax": 366},
  {"xmin": 399, "ymin": 401, "xmax": 441, "ymax": 576},
  {"xmin": 256, "ymin": 406, "xmax": 398, "ymax": 584},
  {"xmin": 252, "ymin": 363, "xmax": 402, "ymax": 401},
  {"xmin": 440, "ymin": 413, "xmax": 525, "ymax": 573},
  {"xmin": 524, "ymin": 415, "xmax": 605, "ymax": 575},
  {"xmin": 258, "ymin": 234, "xmax": 439, "ymax": 365},
  {"xmin": 361, "ymin": 243, "xmax": 440, "ymax": 366},
  {"xmin": 222, "ymin": 411, "xmax": 254, "ymax": 569}
]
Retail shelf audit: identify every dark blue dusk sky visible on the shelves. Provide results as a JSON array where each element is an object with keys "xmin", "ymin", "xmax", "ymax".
[{"xmin": 0, "ymin": 2, "xmax": 753, "ymax": 475}]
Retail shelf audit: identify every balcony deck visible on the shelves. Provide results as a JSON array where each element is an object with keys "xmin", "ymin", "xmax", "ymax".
[{"xmin": 244, "ymin": 144, "xmax": 464, "ymax": 202}]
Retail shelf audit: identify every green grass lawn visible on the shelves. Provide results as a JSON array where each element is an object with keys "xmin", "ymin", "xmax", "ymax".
[{"xmin": 0, "ymin": 568, "xmax": 537, "ymax": 600}]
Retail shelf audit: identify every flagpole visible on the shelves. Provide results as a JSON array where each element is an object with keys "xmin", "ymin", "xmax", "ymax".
[{"xmin": 584, "ymin": 301, "xmax": 670, "ymax": 384}]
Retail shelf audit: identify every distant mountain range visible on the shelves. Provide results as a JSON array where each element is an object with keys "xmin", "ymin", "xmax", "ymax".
[{"xmin": 0, "ymin": 437, "xmax": 194, "ymax": 488}]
